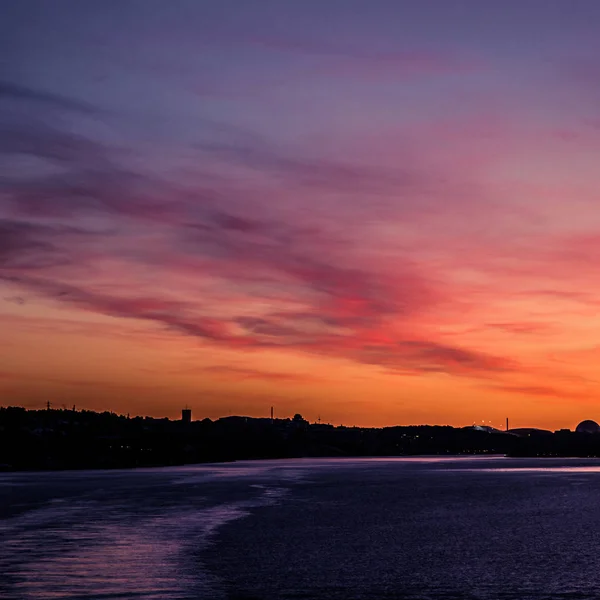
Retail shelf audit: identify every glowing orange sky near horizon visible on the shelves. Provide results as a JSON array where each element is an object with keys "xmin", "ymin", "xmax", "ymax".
[{"xmin": 2, "ymin": 2, "xmax": 600, "ymax": 430}]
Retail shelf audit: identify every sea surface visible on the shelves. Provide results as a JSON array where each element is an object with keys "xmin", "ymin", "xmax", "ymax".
[{"xmin": 3, "ymin": 457, "xmax": 600, "ymax": 599}]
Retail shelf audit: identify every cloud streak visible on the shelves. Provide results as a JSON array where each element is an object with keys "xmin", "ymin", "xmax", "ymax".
[
  {"xmin": 0, "ymin": 81, "xmax": 97, "ymax": 113},
  {"xmin": 0, "ymin": 77, "xmax": 576, "ymax": 387}
]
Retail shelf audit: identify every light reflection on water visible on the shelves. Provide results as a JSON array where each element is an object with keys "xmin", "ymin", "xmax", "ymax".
[
  {"xmin": 472, "ymin": 466, "xmax": 600, "ymax": 473},
  {"xmin": 5, "ymin": 457, "xmax": 600, "ymax": 599},
  {"xmin": 1, "ymin": 464, "xmax": 292, "ymax": 600},
  {"xmin": 2, "ymin": 501, "xmax": 243, "ymax": 599}
]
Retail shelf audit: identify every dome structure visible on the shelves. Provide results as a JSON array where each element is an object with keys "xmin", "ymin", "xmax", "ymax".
[{"xmin": 575, "ymin": 420, "xmax": 600, "ymax": 434}]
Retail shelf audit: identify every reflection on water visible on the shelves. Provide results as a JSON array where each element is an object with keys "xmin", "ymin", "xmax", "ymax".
[
  {"xmin": 481, "ymin": 466, "xmax": 600, "ymax": 473},
  {"xmin": 3, "ymin": 503, "xmax": 238, "ymax": 599},
  {"xmin": 4, "ymin": 458, "xmax": 600, "ymax": 599},
  {"xmin": 1, "ymin": 464, "xmax": 293, "ymax": 599}
]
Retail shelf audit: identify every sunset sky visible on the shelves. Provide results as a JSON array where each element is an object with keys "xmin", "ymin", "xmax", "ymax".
[{"xmin": 2, "ymin": 1, "xmax": 600, "ymax": 428}]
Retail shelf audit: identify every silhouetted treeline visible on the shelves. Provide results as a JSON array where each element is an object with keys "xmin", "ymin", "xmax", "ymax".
[{"xmin": 0, "ymin": 407, "xmax": 597, "ymax": 471}]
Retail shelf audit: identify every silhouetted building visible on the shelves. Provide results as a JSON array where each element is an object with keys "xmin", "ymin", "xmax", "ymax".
[
  {"xmin": 182, "ymin": 408, "xmax": 192, "ymax": 424},
  {"xmin": 575, "ymin": 420, "xmax": 600, "ymax": 434},
  {"xmin": 470, "ymin": 425, "xmax": 505, "ymax": 434},
  {"xmin": 508, "ymin": 427, "xmax": 552, "ymax": 437}
]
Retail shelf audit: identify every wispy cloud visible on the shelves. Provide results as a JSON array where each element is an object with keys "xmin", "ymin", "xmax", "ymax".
[
  {"xmin": 0, "ymin": 219, "xmax": 80, "ymax": 270},
  {"xmin": 486, "ymin": 322, "xmax": 555, "ymax": 335},
  {"xmin": 0, "ymin": 81, "xmax": 97, "ymax": 113},
  {"xmin": 239, "ymin": 34, "xmax": 478, "ymax": 79},
  {"xmin": 0, "ymin": 76, "xmax": 548, "ymax": 386},
  {"xmin": 201, "ymin": 365, "xmax": 322, "ymax": 383},
  {"xmin": 488, "ymin": 384, "xmax": 587, "ymax": 401}
]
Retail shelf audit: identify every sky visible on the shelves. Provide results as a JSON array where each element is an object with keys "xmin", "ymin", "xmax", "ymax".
[{"xmin": 2, "ymin": 1, "xmax": 600, "ymax": 428}]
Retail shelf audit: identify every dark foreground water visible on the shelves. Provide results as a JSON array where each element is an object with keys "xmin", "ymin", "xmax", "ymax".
[{"xmin": 3, "ymin": 457, "xmax": 600, "ymax": 599}]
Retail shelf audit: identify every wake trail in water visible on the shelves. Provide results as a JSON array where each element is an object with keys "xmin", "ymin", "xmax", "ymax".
[{"xmin": 0, "ymin": 480, "xmax": 291, "ymax": 600}]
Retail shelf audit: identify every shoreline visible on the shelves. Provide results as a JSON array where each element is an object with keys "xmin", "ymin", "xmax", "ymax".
[{"xmin": 8, "ymin": 452, "xmax": 600, "ymax": 475}]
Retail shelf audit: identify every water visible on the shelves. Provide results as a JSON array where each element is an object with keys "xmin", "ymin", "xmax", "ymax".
[{"xmin": 3, "ymin": 457, "xmax": 600, "ymax": 599}]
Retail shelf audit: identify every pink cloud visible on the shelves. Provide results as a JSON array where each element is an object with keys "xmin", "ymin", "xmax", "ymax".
[
  {"xmin": 201, "ymin": 365, "xmax": 322, "ymax": 383},
  {"xmin": 243, "ymin": 35, "xmax": 479, "ymax": 79},
  {"xmin": 487, "ymin": 384, "xmax": 590, "ymax": 402},
  {"xmin": 3, "ymin": 77, "xmax": 600, "ymax": 399}
]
